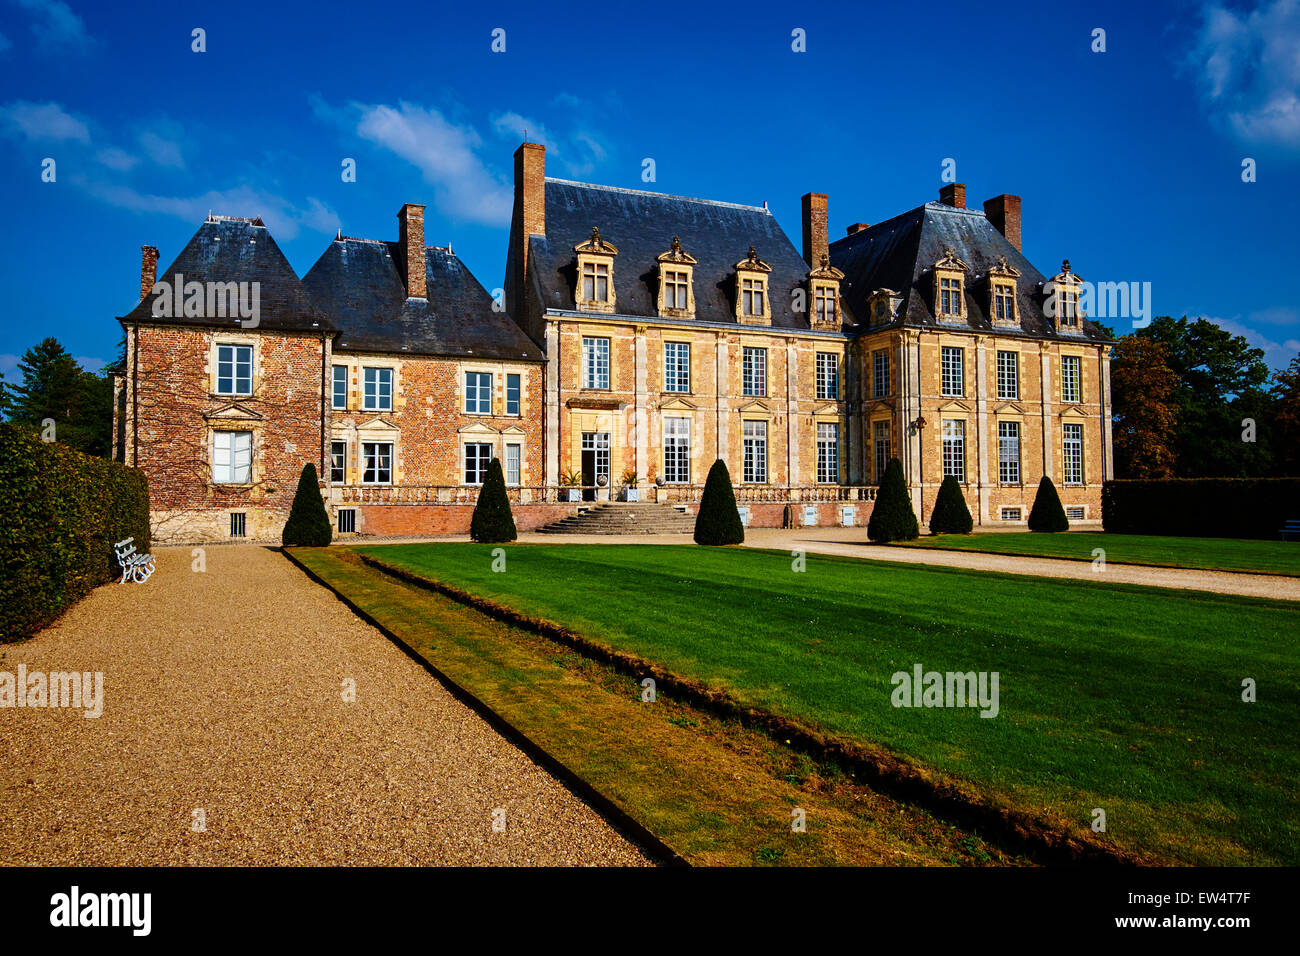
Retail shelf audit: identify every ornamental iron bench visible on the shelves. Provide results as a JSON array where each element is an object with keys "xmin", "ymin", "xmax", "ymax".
[
  {"xmin": 114, "ymin": 537, "xmax": 155, "ymax": 583},
  {"xmin": 1281, "ymin": 520, "xmax": 1300, "ymax": 542}
]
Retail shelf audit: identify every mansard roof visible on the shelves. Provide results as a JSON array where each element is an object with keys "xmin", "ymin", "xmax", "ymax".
[
  {"xmin": 530, "ymin": 178, "xmax": 851, "ymax": 330},
  {"xmin": 303, "ymin": 238, "xmax": 543, "ymax": 361},
  {"xmin": 119, "ymin": 216, "xmax": 331, "ymax": 332},
  {"xmin": 829, "ymin": 202, "xmax": 1111, "ymax": 341}
]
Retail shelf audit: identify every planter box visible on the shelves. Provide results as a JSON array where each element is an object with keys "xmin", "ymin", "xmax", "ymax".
[
  {"xmin": 625, "ymin": 488, "xmax": 640, "ymax": 502},
  {"xmin": 566, "ymin": 488, "xmax": 581, "ymax": 502}
]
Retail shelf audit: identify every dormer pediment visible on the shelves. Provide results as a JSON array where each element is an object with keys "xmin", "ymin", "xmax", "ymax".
[
  {"xmin": 934, "ymin": 246, "xmax": 969, "ymax": 273},
  {"xmin": 574, "ymin": 226, "xmax": 618, "ymax": 256},
  {"xmin": 656, "ymin": 236, "xmax": 696, "ymax": 265},
  {"xmin": 807, "ymin": 253, "xmax": 844, "ymax": 282},
  {"xmin": 988, "ymin": 255, "xmax": 1021, "ymax": 280},
  {"xmin": 204, "ymin": 402, "xmax": 264, "ymax": 422},
  {"xmin": 734, "ymin": 246, "xmax": 772, "ymax": 274}
]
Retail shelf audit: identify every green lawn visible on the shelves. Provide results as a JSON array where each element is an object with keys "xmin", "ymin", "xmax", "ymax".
[
  {"xmin": 356, "ymin": 542, "xmax": 1300, "ymax": 865},
  {"xmin": 896, "ymin": 532, "xmax": 1300, "ymax": 576}
]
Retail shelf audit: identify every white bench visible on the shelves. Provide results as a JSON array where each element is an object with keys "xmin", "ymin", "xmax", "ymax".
[{"xmin": 114, "ymin": 537, "xmax": 155, "ymax": 584}]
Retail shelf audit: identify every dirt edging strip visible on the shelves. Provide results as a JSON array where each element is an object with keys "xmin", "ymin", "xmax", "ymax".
[
  {"xmin": 893, "ymin": 542, "xmax": 1300, "ymax": 580},
  {"xmin": 279, "ymin": 546, "xmax": 686, "ymax": 868},
  {"xmin": 358, "ymin": 552, "xmax": 1155, "ymax": 867}
]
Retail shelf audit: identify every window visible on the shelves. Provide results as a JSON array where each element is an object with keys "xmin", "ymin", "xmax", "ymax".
[
  {"xmin": 363, "ymin": 367, "xmax": 393, "ymax": 411},
  {"xmin": 332, "ymin": 365, "xmax": 347, "ymax": 409},
  {"xmin": 816, "ymin": 423, "xmax": 839, "ymax": 483},
  {"xmin": 581, "ymin": 432, "xmax": 611, "ymax": 488},
  {"xmin": 665, "ymin": 343, "xmax": 690, "ymax": 393},
  {"xmin": 466, "ymin": 371, "xmax": 492, "ymax": 415},
  {"xmin": 939, "ymin": 276, "xmax": 962, "ymax": 317},
  {"xmin": 664, "ymin": 417, "xmax": 690, "ymax": 484},
  {"xmin": 1063, "ymin": 423, "xmax": 1084, "ymax": 485},
  {"xmin": 362, "ymin": 441, "xmax": 392, "ymax": 485},
  {"xmin": 742, "ymin": 347, "xmax": 767, "ymax": 396},
  {"xmin": 506, "ymin": 373, "xmax": 521, "ymax": 416},
  {"xmin": 941, "ymin": 347, "xmax": 964, "ymax": 396},
  {"xmin": 813, "ymin": 353, "xmax": 837, "ymax": 400},
  {"xmin": 1001, "ymin": 507, "xmax": 1022, "ymax": 521},
  {"xmin": 464, "ymin": 442, "xmax": 492, "ymax": 485},
  {"xmin": 873, "ymin": 349, "xmax": 890, "ymax": 398},
  {"xmin": 742, "ymin": 421, "xmax": 767, "ymax": 483},
  {"xmin": 996, "ymin": 351, "xmax": 1019, "ymax": 400},
  {"xmin": 212, "ymin": 430, "xmax": 252, "ymax": 483},
  {"xmin": 1061, "ymin": 356, "xmax": 1081, "ymax": 404},
  {"xmin": 742, "ymin": 277, "xmax": 765, "ymax": 317},
  {"xmin": 330, "ymin": 440, "xmax": 347, "ymax": 484},
  {"xmin": 942, "ymin": 419, "xmax": 965, "ymax": 481},
  {"xmin": 216, "ymin": 344, "xmax": 252, "ymax": 396},
  {"xmin": 814, "ymin": 285, "xmax": 837, "ymax": 325},
  {"xmin": 998, "ymin": 421, "xmax": 1021, "ymax": 484},
  {"xmin": 337, "ymin": 508, "xmax": 356, "ymax": 533},
  {"xmin": 582, "ymin": 337, "xmax": 610, "ymax": 390},
  {"xmin": 994, "ymin": 283, "xmax": 1015, "ymax": 321},
  {"xmin": 230, "ymin": 512, "xmax": 246, "ymax": 538},
  {"xmin": 582, "ymin": 261, "xmax": 610, "ymax": 302},
  {"xmin": 663, "ymin": 270, "xmax": 689, "ymax": 310},
  {"xmin": 1058, "ymin": 287, "xmax": 1079, "ymax": 327},
  {"xmin": 873, "ymin": 420, "xmax": 891, "ymax": 483},
  {"xmin": 505, "ymin": 443, "xmax": 521, "ymax": 486}
]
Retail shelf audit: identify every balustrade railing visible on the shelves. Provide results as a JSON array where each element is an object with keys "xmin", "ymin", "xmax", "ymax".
[{"xmin": 331, "ymin": 484, "xmax": 876, "ymax": 506}]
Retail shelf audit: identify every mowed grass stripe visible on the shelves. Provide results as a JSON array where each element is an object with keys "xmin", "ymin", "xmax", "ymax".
[
  {"xmin": 895, "ymin": 532, "xmax": 1300, "ymax": 577},
  {"xmin": 357, "ymin": 542, "xmax": 1300, "ymax": 866}
]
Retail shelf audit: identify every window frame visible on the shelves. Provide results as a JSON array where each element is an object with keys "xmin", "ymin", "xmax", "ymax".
[
  {"xmin": 742, "ymin": 347, "xmax": 767, "ymax": 397},
  {"xmin": 363, "ymin": 366, "xmax": 393, "ymax": 412},
  {"xmin": 815, "ymin": 352, "xmax": 838, "ymax": 401},
  {"xmin": 872, "ymin": 349, "xmax": 890, "ymax": 398},
  {"xmin": 941, "ymin": 418, "xmax": 966, "ymax": 482},
  {"xmin": 1061, "ymin": 355, "xmax": 1082, "ymax": 404},
  {"xmin": 816, "ymin": 422, "xmax": 839, "ymax": 484},
  {"xmin": 582, "ymin": 337, "xmax": 610, "ymax": 390},
  {"xmin": 329, "ymin": 439, "xmax": 347, "ymax": 484},
  {"xmin": 465, "ymin": 370, "xmax": 493, "ymax": 415},
  {"xmin": 331, "ymin": 364, "xmax": 348, "ymax": 410},
  {"xmin": 663, "ymin": 416, "xmax": 690, "ymax": 484},
  {"xmin": 504, "ymin": 442, "xmax": 521, "ymax": 486},
  {"xmin": 216, "ymin": 344, "xmax": 253, "ymax": 397},
  {"xmin": 664, "ymin": 342, "xmax": 691, "ymax": 394},
  {"xmin": 506, "ymin": 373, "xmax": 521, "ymax": 416},
  {"xmin": 996, "ymin": 350, "xmax": 1019, "ymax": 400},
  {"xmin": 361, "ymin": 441, "xmax": 393, "ymax": 485},
  {"xmin": 742, "ymin": 420, "xmax": 768, "ymax": 484},
  {"xmin": 212, "ymin": 429, "xmax": 253, "ymax": 484},
  {"xmin": 873, "ymin": 420, "xmax": 891, "ymax": 483},
  {"xmin": 997, "ymin": 420, "xmax": 1021, "ymax": 484},
  {"xmin": 1063, "ymin": 422, "xmax": 1085, "ymax": 485},
  {"xmin": 464, "ymin": 442, "xmax": 493, "ymax": 486},
  {"xmin": 941, "ymin": 346, "xmax": 965, "ymax": 397}
]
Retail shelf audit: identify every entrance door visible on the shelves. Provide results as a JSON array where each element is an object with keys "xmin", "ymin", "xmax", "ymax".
[{"xmin": 580, "ymin": 432, "xmax": 610, "ymax": 501}]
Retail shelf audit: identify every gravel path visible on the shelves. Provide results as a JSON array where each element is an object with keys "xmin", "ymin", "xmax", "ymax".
[{"xmin": 0, "ymin": 546, "xmax": 650, "ymax": 866}]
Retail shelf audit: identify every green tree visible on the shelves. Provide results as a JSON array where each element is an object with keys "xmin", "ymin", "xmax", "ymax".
[
  {"xmin": 694, "ymin": 459, "xmax": 745, "ymax": 545},
  {"xmin": 929, "ymin": 475, "xmax": 973, "ymax": 534},
  {"xmin": 1027, "ymin": 476, "xmax": 1069, "ymax": 532},
  {"xmin": 282, "ymin": 463, "xmax": 333, "ymax": 547},
  {"xmin": 470, "ymin": 458, "xmax": 517, "ymax": 542},
  {"xmin": 4, "ymin": 338, "xmax": 113, "ymax": 457},
  {"xmin": 868, "ymin": 457, "xmax": 918, "ymax": 542}
]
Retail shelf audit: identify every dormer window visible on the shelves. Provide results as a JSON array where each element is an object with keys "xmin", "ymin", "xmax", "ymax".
[
  {"xmin": 734, "ymin": 246, "xmax": 772, "ymax": 326},
  {"xmin": 868, "ymin": 288, "xmax": 902, "ymax": 327},
  {"xmin": 806, "ymin": 253, "xmax": 845, "ymax": 331},
  {"xmin": 1048, "ymin": 259, "xmax": 1084, "ymax": 331},
  {"xmin": 574, "ymin": 226, "xmax": 618, "ymax": 314},
  {"xmin": 933, "ymin": 247, "xmax": 969, "ymax": 321},
  {"xmin": 988, "ymin": 255, "xmax": 1021, "ymax": 327},
  {"xmin": 656, "ymin": 236, "xmax": 697, "ymax": 319}
]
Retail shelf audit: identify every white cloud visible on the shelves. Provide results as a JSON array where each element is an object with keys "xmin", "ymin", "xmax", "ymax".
[
  {"xmin": 0, "ymin": 100, "xmax": 89, "ymax": 142},
  {"xmin": 11, "ymin": 0, "xmax": 91, "ymax": 52},
  {"xmin": 0, "ymin": 353, "xmax": 18, "ymax": 381},
  {"xmin": 138, "ymin": 129, "xmax": 184, "ymax": 168},
  {"xmin": 1190, "ymin": 0, "xmax": 1300, "ymax": 148},
  {"xmin": 490, "ymin": 107, "xmax": 608, "ymax": 177},
  {"xmin": 1205, "ymin": 315, "xmax": 1300, "ymax": 370},
  {"xmin": 95, "ymin": 146, "xmax": 138, "ymax": 171},
  {"xmin": 1249, "ymin": 305, "xmax": 1300, "ymax": 326},
  {"xmin": 80, "ymin": 180, "xmax": 340, "ymax": 241},
  {"xmin": 74, "ymin": 355, "xmax": 105, "ymax": 374}
]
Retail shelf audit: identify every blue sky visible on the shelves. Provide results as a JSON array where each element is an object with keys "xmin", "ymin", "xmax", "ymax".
[{"xmin": 2, "ymin": 0, "xmax": 1298, "ymax": 380}]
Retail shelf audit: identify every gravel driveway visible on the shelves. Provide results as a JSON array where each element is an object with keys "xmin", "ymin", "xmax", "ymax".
[{"xmin": 0, "ymin": 546, "xmax": 650, "ymax": 866}]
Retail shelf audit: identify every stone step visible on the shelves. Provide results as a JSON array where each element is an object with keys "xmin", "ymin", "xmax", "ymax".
[{"xmin": 536, "ymin": 503, "xmax": 697, "ymax": 535}]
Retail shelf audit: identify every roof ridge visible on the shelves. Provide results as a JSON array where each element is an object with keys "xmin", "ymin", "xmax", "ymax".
[{"xmin": 546, "ymin": 177, "xmax": 770, "ymax": 214}]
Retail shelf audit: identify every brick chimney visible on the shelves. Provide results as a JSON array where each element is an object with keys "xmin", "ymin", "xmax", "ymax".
[
  {"xmin": 801, "ymin": 192, "xmax": 829, "ymax": 269},
  {"xmin": 845, "ymin": 223, "xmax": 871, "ymax": 236},
  {"xmin": 140, "ymin": 245, "xmax": 158, "ymax": 301},
  {"xmin": 939, "ymin": 183, "xmax": 966, "ymax": 209},
  {"xmin": 983, "ymin": 194, "xmax": 1022, "ymax": 251},
  {"xmin": 397, "ymin": 203, "xmax": 427, "ymax": 299}
]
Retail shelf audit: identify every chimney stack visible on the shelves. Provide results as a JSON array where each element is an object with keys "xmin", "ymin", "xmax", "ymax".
[
  {"xmin": 514, "ymin": 142, "xmax": 546, "ymax": 270},
  {"xmin": 397, "ymin": 203, "xmax": 427, "ymax": 299},
  {"xmin": 983, "ymin": 194, "xmax": 1022, "ymax": 251},
  {"xmin": 845, "ymin": 223, "xmax": 871, "ymax": 236},
  {"xmin": 140, "ymin": 245, "xmax": 158, "ymax": 301},
  {"xmin": 801, "ymin": 192, "xmax": 829, "ymax": 269},
  {"xmin": 939, "ymin": 183, "xmax": 966, "ymax": 209}
]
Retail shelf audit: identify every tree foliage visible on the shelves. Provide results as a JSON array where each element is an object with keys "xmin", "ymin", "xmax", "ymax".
[
  {"xmin": 3, "ymin": 338, "xmax": 113, "ymax": 457},
  {"xmin": 470, "ymin": 457, "xmax": 517, "ymax": 543},
  {"xmin": 1110, "ymin": 334, "xmax": 1179, "ymax": 478},
  {"xmin": 868, "ymin": 457, "xmax": 919, "ymax": 542},
  {"xmin": 694, "ymin": 458, "xmax": 745, "ymax": 545},
  {"xmin": 1027, "ymin": 476, "xmax": 1069, "ymax": 532},
  {"xmin": 929, "ymin": 475, "xmax": 973, "ymax": 534},
  {"xmin": 282, "ymin": 463, "xmax": 333, "ymax": 547}
]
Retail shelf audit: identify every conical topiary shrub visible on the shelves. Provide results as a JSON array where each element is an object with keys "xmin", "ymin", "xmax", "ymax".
[
  {"xmin": 929, "ymin": 475, "xmax": 973, "ymax": 534},
  {"xmin": 470, "ymin": 458, "xmax": 517, "ymax": 543},
  {"xmin": 694, "ymin": 459, "xmax": 745, "ymax": 545},
  {"xmin": 282, "ymin": 462, "xmax": 333, "ymax": 547},
  {"xmin": 868, "ymin": 457, "xmax": 919, "ymax": 543},
  {"xmin": 1027, "ymin": 475, "xmax": 1070, "ymax": 532}
]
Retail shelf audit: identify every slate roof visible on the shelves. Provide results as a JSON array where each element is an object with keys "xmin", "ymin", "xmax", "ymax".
[
  {"xmin": 829, "ymin": 202, "xmax": 1111, "ymax": 342},
  {"xmin": 303, "ymin": 238, "xmax": 543, "ymax": 361},
  {"xmin": 530, "ymin": 179, "xmax": 848, "ymax": 330},
  {"xmin": 119, "ymin": 216, "xmax": 331, "ymax": 332}
]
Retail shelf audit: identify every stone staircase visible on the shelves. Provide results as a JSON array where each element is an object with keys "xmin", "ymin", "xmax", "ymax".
[{"xmin": 536, "ymin": 501, "xmax": 697, "ymax": 535}]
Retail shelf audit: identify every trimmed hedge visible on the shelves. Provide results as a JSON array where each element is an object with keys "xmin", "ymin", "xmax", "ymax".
[
  {"xmin": 694, "ymin": 459, "xmax": 745, "ymax": 545},
  {"xmin": 1103, "ymin": 478, "xmax": 1300, "ymax": 539},
  {"xmin": 868, "ymin": 457, "xmax": 919, "ymax": 543},
  {"xmin": 0, "ymin": 422, "xmax": 150, "ymax": 642},
  {"xmin": 282, "ymin": 462, "xmax": 333, "ymax": 547},
  {"xmin": 929, "ymin": 475, "xmax": 973, "ymax": 534},
  {"xmin": 470, "ymin": 458, "xmax": 518, "ymax": 543},
  {"xmin": 1028, "ymin": 476, "xmax": 1070, "ymax": 532}
]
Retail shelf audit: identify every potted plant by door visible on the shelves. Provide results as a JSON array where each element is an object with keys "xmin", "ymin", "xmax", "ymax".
[
  {"xmin": 621, "ymin": 469, "xmax": 639, "ymax": 502},
  {"xmin": 560, "ymin": 469, "xmax": 583, "ymax": 503}
]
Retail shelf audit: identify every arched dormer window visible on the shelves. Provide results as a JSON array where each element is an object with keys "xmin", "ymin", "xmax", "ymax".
[
  {"xmin": 656, "ymin": 236, "xmax": 697, "ymax": 319},
  {"xmin": 988, "ymin": 255, "xmax": 1021, "ymax": 327},
  {"xmin": 933, "ymin": 247, "xmax": 969, "ymax": 321},
  {"xmin": 806, "ymin": 253, "xmax": 845, "ymax": 330},
  {"xmin": 574, "ymin": 227, "xmax": 618, "ymax": 314},
  {"xmin": 735, "ymin": 246, "xmax": 772, "ymax": 326}
]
